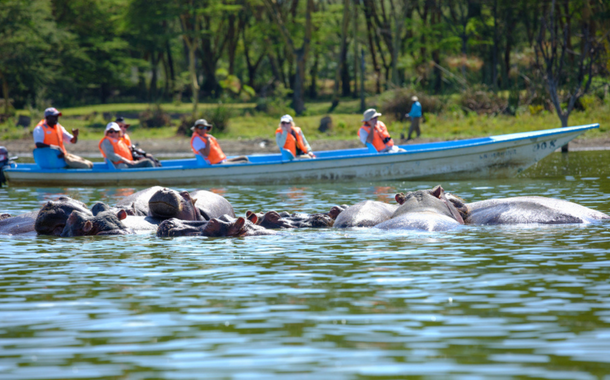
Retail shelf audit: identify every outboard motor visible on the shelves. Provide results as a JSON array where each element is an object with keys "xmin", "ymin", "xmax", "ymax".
[{"xmin": 0, "ymin": 146, "xmax": 18, "ymax": 187}]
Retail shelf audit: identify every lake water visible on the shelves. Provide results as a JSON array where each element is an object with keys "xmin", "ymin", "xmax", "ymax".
[{"xmin": 1, "ymin": 151, "xmax": 610, "ymax": 379}]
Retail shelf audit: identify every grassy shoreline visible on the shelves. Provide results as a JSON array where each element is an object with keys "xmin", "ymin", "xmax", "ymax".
[{"xmin": 1, "ymin": 98, "xmax": 608, "ymax": 143}]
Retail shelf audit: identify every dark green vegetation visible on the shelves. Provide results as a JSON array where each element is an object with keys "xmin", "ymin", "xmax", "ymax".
[{"xmin": 0, "ymin": 0, "xmax": 609, "ymax": 140}]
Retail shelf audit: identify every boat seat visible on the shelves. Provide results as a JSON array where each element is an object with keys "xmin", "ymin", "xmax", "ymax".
[
  {"xmin": 281, "ymin": 148, "xmax": 295, "ymax": 161},
  {"xmin": 365, "ymin": 143, "xmax": 379, "ymax": 154},
  {"xmin": 195, "ymin": 154, "xmax": 211, "ymax": 167},
  {"xmin": 105, "ymin": 159, "xmax": 119, "ymax": 171},
  {"xmin": 33, "ymin": 148, "xmax": 67, "ymax": 169}
]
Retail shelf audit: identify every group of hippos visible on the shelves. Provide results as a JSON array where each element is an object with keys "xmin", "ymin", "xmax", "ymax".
[{"xmin": 0, "ymin": 185, "xmax": 608, "ymax": 238}]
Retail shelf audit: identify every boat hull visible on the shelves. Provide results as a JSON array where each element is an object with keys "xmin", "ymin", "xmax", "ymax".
[{"xmin": 4, "ymin": 125, "xmax": 598, "ymax": 187}]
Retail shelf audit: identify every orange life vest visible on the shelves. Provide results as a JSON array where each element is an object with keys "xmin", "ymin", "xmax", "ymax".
[
  {"xmin": 122, "ymin": 133, "xmax": 132, "ymax": 147},
  {"xmin": 358, "ymin": 121, "xmax": 394, "ymax": 152},
  {"xmin": 191, "ymin": 134, "xmax": 227, "ymax": 164},
  {"xmin": 37, "ymin": 119, "xmax": 66, "ymax": 154},
  {"xmin": 98, "ymin": 136, "xmax": 133, "ymax": 164},
  {"xmin": 275, "ymin": 126, "xmax": 308, "ymax": 156}
]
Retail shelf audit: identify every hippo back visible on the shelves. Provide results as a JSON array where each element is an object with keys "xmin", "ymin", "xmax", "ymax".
[
  {"xmin": 334, "ymin": 200, "xmax": 397, "ymax": 228},
  {"xmin": 0, "ymin": 211, "xmax": 38, "ymax": 235},
  {"xmin": 191, "ymin": 189, "xmax": 235, "ymax": 220},
  {"xmin": 466, "ymin": 196, "xmax": 610, "ymax": 225}
]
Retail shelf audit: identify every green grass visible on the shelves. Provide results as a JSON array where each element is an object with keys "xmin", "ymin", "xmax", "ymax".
[{"xmin": 1, "ymin": 97, "xmax": 609, "ymax": 143}]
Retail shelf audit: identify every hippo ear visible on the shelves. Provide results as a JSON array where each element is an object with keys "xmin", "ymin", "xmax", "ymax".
[
  {"xmin": 266, "ymin": 211, "xmax": 280, "ymax": 222},
  {"xmin": 117, "ymin": 209, "xmax": 127, "ymax": 220},
  {"xmin": 395, "ymin": 193, "xmax": 406, "ymax": 205},
  {"xmin": 328, "ymin": 206, "xmax": 343, "ymax": 219},
  {"xmin": 431, "ymin": 185, "xmax": 444, "ymax": 199},
  {"xmin": 246, "ymin": 211, "xmax": 258, "ymax": 224},
  {"xmin": 232, "ymin": 217, "xmax": 246, "ymax": 236},
  {"xmin": 83, "ymin": 220, "xmax": 93, "ymax": 233}
]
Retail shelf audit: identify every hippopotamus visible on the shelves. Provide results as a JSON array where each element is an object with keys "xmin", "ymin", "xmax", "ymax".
[
  {"xmin": 115, "ymin": 186, "xmax": 164, "ymax": 216},
  {"xmin": 333, "ymin": 201, "xmax": 398, "ymax": 228},
  {"xmin": 375, "ymin": 185, "xmax": 465, "ymax": 231},
  {"xmin": 245, "ymin": 208, "xmax": 338, "ymax": 229},
  {"xmin": 0, "ymin": 211, "xmax": 38, "ymax": 235},
  {"xmin": 147, "ymin": 188, "xmax": 235, "ymax": 221},
  {"xmin": 156, "ymin": 214, "xmax": 276, "ymax": 237},
  {"xmin": 60, "ymin": 205, "xmax": 132, "ymax": 237},
  {"xmin": 464, "ymin": 196, "xmax": 610, "ymax": 225},
  {"xmin": 35, "ymin": 197, "xmax": 93, "ymax": 236}
]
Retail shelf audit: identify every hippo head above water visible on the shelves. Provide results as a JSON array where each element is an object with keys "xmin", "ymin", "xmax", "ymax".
[
  {"xmin": 35, "ymin": 196, "xmax": 92, "ymax": 236},
  {"xmin": 60, "ymin": 208, "xmax": 131, "ymax": 237},
  {"xmin": 394, "ymin": 185, "xmax": 465, "ymax": 224},
  {"xmin": 148, "ymin": 188, "xmax": 203, "ymax": 221}
]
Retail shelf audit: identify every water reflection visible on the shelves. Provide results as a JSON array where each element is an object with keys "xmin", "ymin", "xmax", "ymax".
[{"xmin": 1, "ymin": 151, "xmax": 610, "ymax": 378}]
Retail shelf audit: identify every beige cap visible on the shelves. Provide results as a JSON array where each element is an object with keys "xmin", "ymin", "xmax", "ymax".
[
  {"xmin": 412, "ymin": 96, "xmax": 418, "ymax": 102},
  {"xmin": 362, "ymin": 108, "xmax": 382, "ymax": 122},
  {"xmin": 190, "ymin": 119, "xmax": 213, "ymax": 130}
]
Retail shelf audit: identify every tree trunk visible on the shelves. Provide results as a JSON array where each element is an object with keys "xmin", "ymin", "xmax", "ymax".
[
  {"xmin": 149, "ymin": 52, "xmax": 158, "ymax": 102},
  {"xmin": 0, "ymin": 70, "xmax": 9, "ymax": 116},
  {"xmin": 309, "ymin": 50, "xmax": 318, "ymax": 99},
  {"xmin": 560, "ymin": 114, "xmax": 569, "ymax": 152},
  {"xmin": 293, "ymin": 48, "xmax": 306, "ymax": 114},
  {"xmin": 331, "ymin": 0, "xmax": 350, "ymax": 110},
  {"xmin": 188, "ymin": 47, "xmax": 199, "ymax": 117},
  {"xmin": 492, "ymin": 0, "xmax": 499, "ymax": 92},
  {"xmin": 363, "ymin": 2, "xmax": 381, "ymax": 93},
  {"xmin": 352, "ymin": 0, "xmax": 358, "ymax": 97},
  {"xmin": 360, "ymin": 48, "xmax": 366, "ymax": 112}
]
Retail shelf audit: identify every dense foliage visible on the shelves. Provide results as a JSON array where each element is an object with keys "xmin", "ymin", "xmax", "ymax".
[{"xmin": 0, "ymin": 0, "xmax": 608, "ymax": 121}]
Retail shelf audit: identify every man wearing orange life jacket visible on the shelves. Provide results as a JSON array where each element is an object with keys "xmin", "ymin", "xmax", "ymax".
[
  {"xmin": 190, "ymin": 119, "xmax": 249, "ymax": 164},
  {"xmin": 33, "ymin": 107, "xmax": 93, "ymax": 169},
  {"xmin": 275, "ymin": 114, "xmax": 315, "ymax": 159},
  {"xmin": 358, "ymin": 108, "xmax": 405, "ymax": 153},
  {"xmin": 99, "ymin": 122, "xmax": 154, "ymax": 168}
]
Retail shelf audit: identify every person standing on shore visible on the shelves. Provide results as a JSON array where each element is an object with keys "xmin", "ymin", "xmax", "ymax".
[
  {"xmin": 405, "ymin": 96, "xmax": 424, "ymax": 141},
  {"xmin": 33, "ymin": 107, "xmax": 93, "ymax": 169}
]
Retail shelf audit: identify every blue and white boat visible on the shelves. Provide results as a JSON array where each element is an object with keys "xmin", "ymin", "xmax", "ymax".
[{"xmin": 3, "ymin": 124, "xmax": 598, "ymax": 187}]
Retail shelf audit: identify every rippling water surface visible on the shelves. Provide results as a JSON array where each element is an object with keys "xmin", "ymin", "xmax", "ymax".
[{"xmin": 1, "ymin": 151, "xmax": 610, "ymax": 379}]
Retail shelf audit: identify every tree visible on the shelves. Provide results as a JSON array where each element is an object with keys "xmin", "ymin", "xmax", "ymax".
[
  {"xmin": 263, "ymin": 0, "xmax": 314, "ymax": 115},
  {"xmin": 535, "ymin": 0, "xmax": 602, "ymax": 152},
  {"xmin": 0, "ymin": 0, "xmax": 64, "ymax": 114}
]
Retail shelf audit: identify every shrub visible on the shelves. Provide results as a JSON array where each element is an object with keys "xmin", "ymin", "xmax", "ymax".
[
  {"xmin": 459, "ymin": 87, "xmax": 507, "ymax": 115},
  {"xmin": 139, "ymin": 104, "xmax": 171, "ymax": 128},
  {"xmin": 205, "ymin": 103, "xmax": 234, "ymax": 133},
  {"xmin": 176, "ymin": 116, "xmax": 197, "ymax": 136},
  {"xmin": 379, "ymin": 88, "xmax": 444, "ymax": 121}
]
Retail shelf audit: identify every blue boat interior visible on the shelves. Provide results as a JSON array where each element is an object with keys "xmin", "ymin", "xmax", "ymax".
[{"xmin": 7, "ymin": 124, "xmax": 598, "ymax": 173}]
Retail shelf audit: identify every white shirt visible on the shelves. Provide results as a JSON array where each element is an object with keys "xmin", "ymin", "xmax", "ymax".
[
  {"xmin": 192, "ymin": 135, "xmax": 207, "ymax": 153},
  {"xmin": 358, "ymin": 128, "xmax": 369, "ymax": 145},
  {"xmin": 33, "ymin": 123, "xmax": 74, "ymax": 144}
]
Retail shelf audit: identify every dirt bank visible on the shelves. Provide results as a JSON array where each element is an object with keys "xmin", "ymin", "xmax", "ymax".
[{"xmin": 3, "ymin": 136, "xmax": 610, "ymax": 157}]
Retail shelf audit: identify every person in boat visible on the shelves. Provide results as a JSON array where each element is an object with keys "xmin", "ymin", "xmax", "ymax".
[
  {"xmin": 359, "ymin": 108, "xmax": 405, "ymax": 153},
  {"xmin": 115, "ymin": 116, "xmax": 161, "ymax": 167},
  {"xmin": 99, "ymin": 122, "xmax": 154, "ymax": 168},
  {"xmin": 33, "ymin": 107, "xmax": 93, "ymax": 169},
  {"xmin": 190, "ymin": 119, "xmax": 249, "ymax": 165},
  {"xmin": 405, "ymin": 95, "xmax": 424, "ymax": 141},
  {"xmin": 275, "ymin": 114, "xmax": 315, "ymax": 159}
]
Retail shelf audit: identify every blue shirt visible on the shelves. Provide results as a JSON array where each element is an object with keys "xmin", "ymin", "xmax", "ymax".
[{"xmin": 409, "ymin": 101, "xmax": 422, "ymax": 118}]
